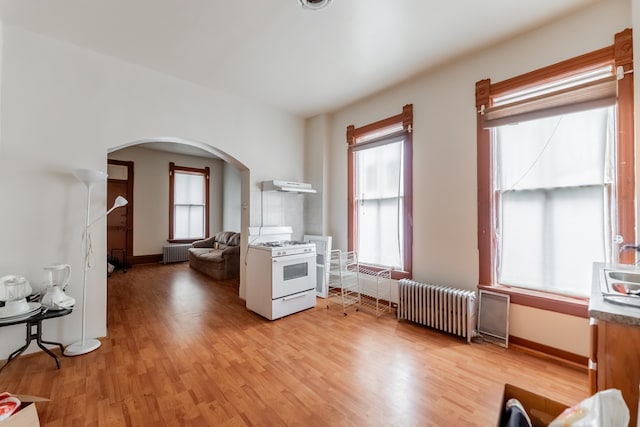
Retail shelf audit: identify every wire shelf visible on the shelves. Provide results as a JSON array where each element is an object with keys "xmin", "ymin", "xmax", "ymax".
[{"xmin": 327, "ymin": 250, "xmax": 392, "ymax": 317}]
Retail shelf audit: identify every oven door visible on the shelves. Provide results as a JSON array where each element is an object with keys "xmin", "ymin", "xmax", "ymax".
[{"xmin": 272, "ymin": 252, "xmax": 316, "ymax": 300}]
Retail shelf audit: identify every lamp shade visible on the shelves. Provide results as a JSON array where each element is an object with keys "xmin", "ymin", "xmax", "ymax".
[
  {"xmin": 112, "ymin": 195, "xmax": 128, "ymax": 209},
  {"xmin": 298, "ymin": 0, "xmax": 332, "ymax": 10},
  {"xmin": 73, "ymin": 169, "xmax": 107, "ymax": 185},
  {"xmin": 104, "ymin": 196, "xmax": 128, "ymax": 217}
]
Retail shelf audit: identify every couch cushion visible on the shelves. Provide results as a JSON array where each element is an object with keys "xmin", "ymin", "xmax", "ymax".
[
  {"xmin": 188, "ymin": 248, "xmax": 224, "ymax": 262},
  {"xmin": 222, "ymin": 245, "xmax": 240, "ymax": 255},
  {"xmin": 227, "ymin": 232, "xmax": 240, "ymax": 246},
  {"xmin": 214, "ymin": 231, "xmax": 232, "ymax": 245},
  {"xmin": 214, "ymin": 231, "xmax": 240, "ymax": 246},
  {"xmin": 198, "ymin": 251, "xmax": 224, "ymax": 262},
  {"xmin": 189, "ymin": 248, "xmax": 214, "ymax": 257}
]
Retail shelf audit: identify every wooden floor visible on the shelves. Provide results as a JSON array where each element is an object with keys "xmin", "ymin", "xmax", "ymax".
[{"xmin": 2, "ymin": 263, "xmax": 589, "ymax": 426}]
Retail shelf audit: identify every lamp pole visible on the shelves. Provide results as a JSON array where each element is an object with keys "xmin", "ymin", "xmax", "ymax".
[{"xmin": 64, "ymin": 169, "xmax": 107, "ymax": 356}]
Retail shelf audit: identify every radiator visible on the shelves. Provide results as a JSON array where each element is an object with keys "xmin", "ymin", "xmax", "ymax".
[
  {"xmin": 162, "ymin": 243, "xmax": 191, "ymax": 263},
  {"xmin": 398, "ymin": 279, "xmax": 477, "ymax": 343}
]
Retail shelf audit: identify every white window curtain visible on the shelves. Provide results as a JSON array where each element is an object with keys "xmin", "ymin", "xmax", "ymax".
[
  {"xmin": 174, "ymin": 172, "xmax": 205, "ymax": 239},
  {"xmin": 495, "ymin": 106, "xmax": 615, "ymax": 296},
  {"xmin": 355, "ymin": 138, "xmax": 404, "ymax": 268}
]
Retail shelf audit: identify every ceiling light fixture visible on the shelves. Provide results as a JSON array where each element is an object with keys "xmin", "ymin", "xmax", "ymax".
[{"xmin": 298, "ymin": 0, "xmax": 333, "ymax": 11}]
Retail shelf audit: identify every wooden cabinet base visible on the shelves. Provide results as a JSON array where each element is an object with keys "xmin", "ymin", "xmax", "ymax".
[{"xmin": 595, "ymin": 319, "xmax": 640, "ymax": 427}]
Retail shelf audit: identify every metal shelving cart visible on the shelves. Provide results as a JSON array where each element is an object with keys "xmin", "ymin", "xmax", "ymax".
[
  {"xmin": 357, "ymin": 266, "xmax": 392, "ymax": 317},
  {"xmin": 327, "ymin": 250, "xmax": 392, "ymax": 317},
  {"xmin": 327, "ymin": 249, "xmax": 360, "ymax": 314}
]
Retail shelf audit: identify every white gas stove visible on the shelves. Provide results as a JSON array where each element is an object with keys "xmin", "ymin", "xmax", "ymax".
[
  {"xmin": 249, "ymin": 240, "xmax": 315, "ymax": 257},
  {"xmin": 246, "ymin": 227, "xmax": 317, "ymax": 320}
]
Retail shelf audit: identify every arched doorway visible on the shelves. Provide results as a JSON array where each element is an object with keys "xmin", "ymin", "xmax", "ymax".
[{"xmin": 107, "ymin": 137, "xmax": 251, "ymax": 300}]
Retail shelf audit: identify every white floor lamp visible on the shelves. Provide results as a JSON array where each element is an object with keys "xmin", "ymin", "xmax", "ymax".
[{"xmin": 64, "ymin": 168, "xmax": 128, "ymax": 356}]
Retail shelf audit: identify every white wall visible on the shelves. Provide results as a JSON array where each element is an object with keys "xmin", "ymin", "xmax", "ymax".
[
  {"xmin": 0, "ymin": 24, "xmax": 305, "ymax": 359},
  {"xmin": 223, "ymin": 163, "xmax": 242, "ymax": 232},
  {"xmin": 304, "ymin": 115, "xmax": 331, "ymax": 236},
  {"xmin": 251, "ymin": 190, "xmax": 306, "ymax": 240},
  {"xmin": 322, "ymin": 0, "xmax": 632, "ymax": 357},
  {"xmin": 108, "ymin": 145, "xmax": 227, "ymax": 256}
]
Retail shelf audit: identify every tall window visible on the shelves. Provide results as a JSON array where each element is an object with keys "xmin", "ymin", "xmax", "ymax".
[
  {"xmin": 476, "ymin": 29, "xmax": 634, "ymax": 310},
  {"xmin": 347, "ymin": 104, "xmax": 413, "ymax": 279},
  {"xmin": 169, "ymin": 162, "xmax": 210, "ymax": 242}
]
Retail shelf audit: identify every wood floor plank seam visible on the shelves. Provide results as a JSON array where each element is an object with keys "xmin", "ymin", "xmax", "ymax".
[{"xmin": 0, "ymin": 263, "xmax": 588, "ymax": 426}]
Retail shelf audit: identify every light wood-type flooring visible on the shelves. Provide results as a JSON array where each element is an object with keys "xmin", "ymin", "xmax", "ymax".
[{"xmin": 2, "ymin": 263, "xmax": 589, "ymax": 426}]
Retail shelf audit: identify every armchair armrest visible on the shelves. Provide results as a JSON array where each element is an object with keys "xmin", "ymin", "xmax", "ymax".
[
  {"xmin": 222, "ymin": 245, "xmax": 240, "ymax": 256},
  {"xmin": 191, "ymin": 236, "xmax": 217, "ymax": 248}
]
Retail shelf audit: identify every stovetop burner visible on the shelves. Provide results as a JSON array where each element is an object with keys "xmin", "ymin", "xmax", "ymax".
[{"xmin": 259, "ymin": 240, "xmax": 308, "ymax": 248}]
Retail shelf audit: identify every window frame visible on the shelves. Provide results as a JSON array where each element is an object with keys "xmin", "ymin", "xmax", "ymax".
[
  {"xmin": 475, "ymin": 29, "xmax": 634, "ymax": 317},
  {"xmin": 346, "ymin": 104, "xmax": 413, "ymax": 279},
  {"xmin": 168, "ymin": 162, "xmax": 210, "ymax": 243}
]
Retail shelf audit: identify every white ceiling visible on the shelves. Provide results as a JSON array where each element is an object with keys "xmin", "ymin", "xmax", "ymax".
[{"xmin": 0, "ymin": 0, "xmax": 600, "ymax": 118}]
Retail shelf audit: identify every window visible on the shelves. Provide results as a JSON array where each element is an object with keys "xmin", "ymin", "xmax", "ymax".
[
  {"xmin": 476, "ymin": 29, "xmax": 634, "ymax": 313},
  {"xmin": 347, "ymin": 104, "xmax": 413, "ymax": 279},
  {"xmin": 169, "ymin": 162, "xmax": 210, "ymax": 242},
  {"xmin": 496, "ymin": 106, "xmax": 614, "ymax": 297}
]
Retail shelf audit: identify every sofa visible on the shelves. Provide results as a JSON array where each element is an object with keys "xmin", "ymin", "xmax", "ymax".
[{"xmin": 188, "ymin": 231, "xmax": 241, "ymax": 280}]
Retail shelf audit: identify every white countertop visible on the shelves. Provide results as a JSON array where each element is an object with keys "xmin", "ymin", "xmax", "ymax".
[{"xmin": 589, "ymin": 262, "xmax": 640, "ymax": 326}]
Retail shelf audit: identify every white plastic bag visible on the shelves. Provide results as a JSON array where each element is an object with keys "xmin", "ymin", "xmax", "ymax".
[{"xmin": 549, "ymin": 389, "xmax": 629, "ymax": 427}]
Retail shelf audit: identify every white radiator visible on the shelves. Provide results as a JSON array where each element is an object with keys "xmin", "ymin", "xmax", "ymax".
[
  {"xmin": 162, "ymin": 244, "xmax": 191, "ymax": 263},
  {"xmin": 398, "ymin": 279, "xmax": 477, "ymax": 343}
]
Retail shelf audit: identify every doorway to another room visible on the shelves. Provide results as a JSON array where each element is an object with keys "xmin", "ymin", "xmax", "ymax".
[
  {"xmin": 106, "ymin": 138, "xmax": 251, "ymax": 300},
  {"xmin": 107, "ymin": 160, "xmax": 134, "ymax": 272}
]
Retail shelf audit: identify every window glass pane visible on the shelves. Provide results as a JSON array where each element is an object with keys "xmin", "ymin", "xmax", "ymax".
[
  {"xmin": 499, "ymin": 187, "xmax": 604, "ymax": 296},
  {"xmin": 174, "ymin": 172, "xmax": 204, "ymax": 204},
  {"xmin": 499, "ymin": 191, "xmax": 546, "ymax": 287},
  {"xmin": 355, "ymin": 140, "xmax": 404, "ymax": 268},
  {"xmin": 549, "ymin": 187, "xmax": 605, "ymax": 296},
  {"xmin": 357, "ymin": 198, "xmax": 403, "ymax": 268},
  {"xmin": 496, "ymin": 106, "xmax": 613, "ymax": 297},
  {"xmin": 174, "ymin": 205, "xmax": 204, "ymax": 239},
  {"xmin": 496, "ymin": 107, "xmax": 611, "ymax": 190},
  {"xmin": 356, "ymin": 141, "xmax": 403, "ymax": 199},
  {"xmin": 188, "ymin": 206, "xmax": 204, "ymax": 238}
]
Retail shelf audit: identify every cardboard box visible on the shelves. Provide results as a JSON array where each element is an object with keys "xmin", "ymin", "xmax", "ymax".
[
  {"xmin": 497, "ymin": 384, "xmax": 569, "ymax": 427},
  {"xmin": 0, "ymin": 395, "xmax": 49, "ymax": 427}
]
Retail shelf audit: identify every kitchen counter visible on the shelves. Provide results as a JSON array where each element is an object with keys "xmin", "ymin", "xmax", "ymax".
[
  {"xmin": 589, "ymin": 262, "xmax": 640, "ymax": 326},
  {"xmin": 589, "ymin": 262, "xmax": 640, "ymax": 426}
]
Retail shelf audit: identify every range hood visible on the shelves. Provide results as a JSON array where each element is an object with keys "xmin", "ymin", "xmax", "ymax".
[{"xmin": 262, "ymin": 180, "xmax": 316, "ymax": 194}]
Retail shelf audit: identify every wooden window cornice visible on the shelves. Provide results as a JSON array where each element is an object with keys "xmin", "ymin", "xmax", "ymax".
[{"xmin": 347, "ymin": 104, "xmax": 414, "ymax": 145}]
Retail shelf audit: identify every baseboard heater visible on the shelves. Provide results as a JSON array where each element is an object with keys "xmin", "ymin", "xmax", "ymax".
[
  {"xmin": 398, "ymin": 278, "xmax": 477, "ymax": 343},
  {"xmin": 162, "ymin": 243, "xmax": 191, "ymax": 263}
]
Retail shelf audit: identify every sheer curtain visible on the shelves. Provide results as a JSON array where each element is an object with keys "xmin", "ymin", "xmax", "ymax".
[
  {"xmin": 174, "ymin": 172, "xmax": 205, "ymax": 239},
  {"xmin": 355, "ymin": 139, "xmax": 404, "ymax": 269},
  {"xmin": 495, "ymin": 106, "xmax": 615, "ymax": 296}
]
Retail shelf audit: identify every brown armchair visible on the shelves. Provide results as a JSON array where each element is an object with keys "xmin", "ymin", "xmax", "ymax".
[{"xmin": 188, "ymin": 231, "xmax": 240, "ymax": 280}]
